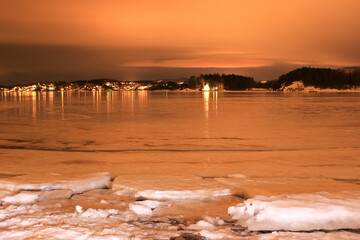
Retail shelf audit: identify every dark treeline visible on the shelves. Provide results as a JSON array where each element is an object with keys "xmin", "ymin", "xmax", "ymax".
[
  {"xmin": 148, "ymin": 81, "xmax": 183, "ymax": 90},
  {"xmin": 275, "ymin": 67, "xmax": 360, "ymax": 90},
  {"xmin": 188, "ymin": 74, "xmax": 256, "ymax": 90},
  {"xmin": 188, "ymin": 67, "xmax": 360, "ymax": 90}
]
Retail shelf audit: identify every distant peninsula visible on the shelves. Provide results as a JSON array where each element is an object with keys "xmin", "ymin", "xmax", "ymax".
[{"xmin": 1, "ymin": 67, "xmax": 360, "ymax": 92}]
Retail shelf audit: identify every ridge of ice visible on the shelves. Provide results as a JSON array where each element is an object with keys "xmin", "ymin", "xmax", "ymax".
[
  {"xmin": 228, "ymin": 191, "xmax": 360, "ymax": 231},
  {"xmin": 0, "ymin": 172, "xmax": 112, "ymax": 194},
  {"xmin": 134, "ymin": 189, "xmax": 231, "ymax": 201}
]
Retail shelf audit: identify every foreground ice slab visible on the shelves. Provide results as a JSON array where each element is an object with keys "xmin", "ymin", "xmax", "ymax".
[
  {"xmin": 228, "ymin": 191, "xmax": 360, "ymax": 231},
  {"xmin": 0, "ymin": 172, "xmax": 111, "ymax": 194}
]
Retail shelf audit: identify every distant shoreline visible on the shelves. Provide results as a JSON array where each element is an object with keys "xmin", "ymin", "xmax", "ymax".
[
  {"xmin": 2, "ymin": 88, "xmax": 360, "ymax": 93},
  {"xmin": 1, "ymin": 67, "xmax": 360, "ymax": 92}
]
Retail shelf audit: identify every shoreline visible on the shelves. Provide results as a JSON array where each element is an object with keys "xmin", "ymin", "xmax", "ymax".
[{"xmin": 1, "ymin": 172, "xmax": 360, "ymax": 239}]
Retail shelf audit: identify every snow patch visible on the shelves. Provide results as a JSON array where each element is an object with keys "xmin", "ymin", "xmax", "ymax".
[
  {"xmin": 227, "ymin": 174, "xmax": 247, "ymax": 179},
  {"xmin": 188, "ymin": 220, "xmax": 215, "ymax": 230},
  {"xmin": 0, "ymin": 204, "xmax": 44, "ymax": 223},
  {"xmin": 281, "ymin": 81, "xmax": 305, "ymax": 91},
  {"xmin": 75, "ymin": 205, "xmax": 84, "ymax": 214},
  {"xmin": 2, "ymin": 192, "xmax": 40, "ymax": 205},
  {"xmin": 100, "ymin": 199, "xmax": 113, "ymax": 204},
  {"xmin": 203, "ymin": 216, "xmax": 225, "ymax": 226},
  {"xmin": 188, "ymin": 216, "xmax": 225, "ymax": 231}
]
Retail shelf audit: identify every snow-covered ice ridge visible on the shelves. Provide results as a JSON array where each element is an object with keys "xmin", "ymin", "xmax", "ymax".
[
  {"xmin": 0, "ymin": 172, "xmax": 112, "ymax": 194},
  {"xmin": 134, "ymin": 189, "xmax": 231, "ymax": 201},
  {"xmin": 228, "ymin": 191, "xmax": 360, "ymax": 231}
]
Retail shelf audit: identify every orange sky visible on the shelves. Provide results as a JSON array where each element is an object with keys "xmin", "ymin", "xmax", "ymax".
[{"xmin": 0, "ymin": 0, "xmax": 359, "ymax": 83}]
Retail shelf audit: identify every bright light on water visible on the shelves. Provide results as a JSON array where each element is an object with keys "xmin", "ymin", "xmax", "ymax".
[{"xmin": 202, "ymin": 84, "xmax": 210, "ymax": 91}]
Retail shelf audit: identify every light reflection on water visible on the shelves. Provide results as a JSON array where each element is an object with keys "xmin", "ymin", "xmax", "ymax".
[
  {"xmin": 0, "ymin": 91, "xmax": 360, "ymax": 153},
  {"xmin": 203, "ymin": 91, "xmax": 210, "ymax": 138}
]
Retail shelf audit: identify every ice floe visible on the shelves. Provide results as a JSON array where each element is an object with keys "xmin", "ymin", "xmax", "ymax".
[
  {"xmin": 129, "ymin": 200, "xmax": 163, "ymax": 216},
  {"xmin": 228, "ymin": 191, "xmax": 360, "ymax": 231}
]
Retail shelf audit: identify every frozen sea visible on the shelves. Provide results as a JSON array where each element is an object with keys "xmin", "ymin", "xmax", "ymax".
[{"xmin": 0, "ymin": 90, "xmax": 360, "ymax": 239}]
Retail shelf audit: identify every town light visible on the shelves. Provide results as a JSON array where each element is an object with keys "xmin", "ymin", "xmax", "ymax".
[{"xmin": 202, "ymin": 84, "xmax": 210, "ymax": 91}]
